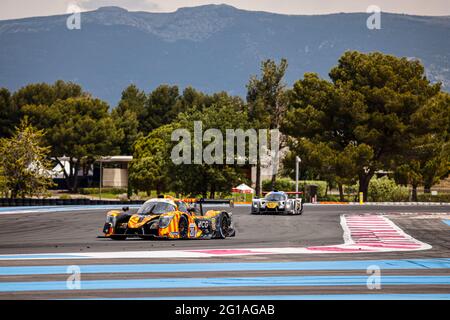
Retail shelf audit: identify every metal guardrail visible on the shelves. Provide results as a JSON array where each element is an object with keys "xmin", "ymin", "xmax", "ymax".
[
  {"xmin": 0, "ymin": 198, "xmax": 234, "ymax": 207},
  {"xmin": 0, "ymin": 198, "xmax": 145, "ymax": 207}
]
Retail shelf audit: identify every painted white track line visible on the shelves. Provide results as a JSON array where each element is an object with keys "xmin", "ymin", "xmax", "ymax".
[
  {"xmin": 348, "ymin": 202, "xmax": 450, "ymax": 206},
  {"xmin": 0, "ymin": 214, "xmax": 431, "ymax": 260}
]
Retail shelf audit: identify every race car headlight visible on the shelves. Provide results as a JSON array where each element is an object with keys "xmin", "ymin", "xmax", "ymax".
[
  {"xmin": 252, "ymin": 202, "xmax": 259, "ymax": 208},
  {"xmin": 159, "ymin": 216, "xmax": 174, "ymax": 229},
  {"xmin": 285, "ymin": 202, "xmax": 292, "ymax": 209},
  {"xmin": 149, "ymin": 221, "xmax": 159, "ymax": 229}
]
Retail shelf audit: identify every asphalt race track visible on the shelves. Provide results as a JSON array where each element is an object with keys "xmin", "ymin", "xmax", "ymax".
[{"xmin": 0, "ymin": 204, "xmax": 449, "ymax": 299}]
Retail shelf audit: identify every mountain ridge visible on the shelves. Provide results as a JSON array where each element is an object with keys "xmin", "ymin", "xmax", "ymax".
[{"xmin": 0, "ymin": 5, "xmax": 449, "ymax": 105}]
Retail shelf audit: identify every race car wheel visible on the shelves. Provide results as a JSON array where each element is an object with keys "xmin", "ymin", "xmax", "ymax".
[
  {"xmin": 178, "ymin": 216, "xmax": 189, "ymax": 239},
  {"xmin": 297, "ymin": 203, "xmax": 304, "ymax": 215},
  {"xmin": 217, "ymin": 213, "xmax": 231, "ymax": 239}
]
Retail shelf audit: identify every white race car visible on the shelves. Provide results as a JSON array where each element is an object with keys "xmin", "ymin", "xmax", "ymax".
[{"xmin": 251, "ymin": 191, "xmax": 303, "ymax": 215}]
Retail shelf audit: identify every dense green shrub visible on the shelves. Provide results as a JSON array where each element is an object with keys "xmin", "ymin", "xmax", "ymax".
[
  {"xmin": 317, "ymin": 195, "xmax": 341, "ymax": 202},
  {"xmin": 345, "ymin": 184, "xmax": 359, "ymax": 196},
  {"xmin": 262, "ymin": 178, "xmax": 293, "ymax": 192},
  {"xmin": 417, "ymin": 193, "xmax": 450, "ymax": 203},
  {"xmin": 318, "ymin": 195, "xmax": 357, "ymax": 202},
  {"xmin": 368, "ymin": 177, "xmax": 410, "ymax": 202},
  {"xmin": 79, "ymin": 188, "xmax": 127, "ymax": 195},
  {"xmin": 0, "ymin": 169, "xmax": 7, "ymax": 198}
]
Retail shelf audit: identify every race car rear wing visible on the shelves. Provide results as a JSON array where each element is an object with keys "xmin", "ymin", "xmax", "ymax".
[
  {"xmin": 191, "ymin": 199, "xmax": 234, "ymax": 216},
  {"xmin": 197, "ymin": 199, "xmax": 234, "ymax": 205},
  {"xmin": 259, "ymin": 191, "xmax": 304, "ymax": 199}
]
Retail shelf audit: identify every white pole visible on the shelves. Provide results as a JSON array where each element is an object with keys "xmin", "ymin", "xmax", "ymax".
[
  {"xmin": 295, "ymin": 156, "xmax": 301, "ymax": 199},
  {"xmin": 99, "ymin": 160, "xmax": 102, "ymax": 201}
]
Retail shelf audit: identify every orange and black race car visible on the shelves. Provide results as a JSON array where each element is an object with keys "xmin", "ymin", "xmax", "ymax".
[{"xmin": 101, "ymin": 196, "xmax": 235, "ymax": 240}]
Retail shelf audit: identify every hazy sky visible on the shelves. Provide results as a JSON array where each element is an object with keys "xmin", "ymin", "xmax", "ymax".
[{"xmin": 1, "ymin": 0, "xmax": 450, "ymax": 20}]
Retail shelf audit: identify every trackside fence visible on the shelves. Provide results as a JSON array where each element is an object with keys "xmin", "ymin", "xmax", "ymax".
[{"xmin": 0, "ymin": 198, "xmax": 145, "ymax": 207}]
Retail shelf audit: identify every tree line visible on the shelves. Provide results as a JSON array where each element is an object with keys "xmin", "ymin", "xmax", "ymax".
[{"xmin": 0, "ymin": 51, "xmax": 449, "ymax": 200}]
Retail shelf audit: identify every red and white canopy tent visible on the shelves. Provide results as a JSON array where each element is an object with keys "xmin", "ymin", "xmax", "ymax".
[
  {"xmin": 232, "ymin": 183, "xmax": 254, "ymax": 194},
  {"xmin": 232, "ymin": 184, "xmax": 254, "ymax": 201}
]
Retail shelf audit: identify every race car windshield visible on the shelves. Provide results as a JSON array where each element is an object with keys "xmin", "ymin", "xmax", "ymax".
[
  {"xmin": 137, "ymin": 202, "xmax": 176, "ymax": 215},
  {"xmin": 265, "ymin": 194, "xmax": 286, "ymax": 201}
]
